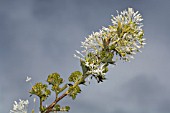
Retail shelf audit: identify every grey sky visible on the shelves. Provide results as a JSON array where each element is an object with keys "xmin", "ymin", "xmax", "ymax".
[{"xmin": 1, "ymin": 0, "xmax": 170, "ymax": 113}]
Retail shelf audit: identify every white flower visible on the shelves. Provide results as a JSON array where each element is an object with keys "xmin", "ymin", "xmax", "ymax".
[
  {"xmin": 85, "ymin": 61, "xmax": 106, "ymax": 76},
  {"xmin": 74, "ymin": 53, "xmax": 84, "ymax": 60},
  {"xmin": 81, "ymin": 31, "xmax": 104, "ymax": 54},
  {"xmin": 92, "ymin": 64, "xmax": 106, "ymax": 76},
  {"xmin": 74, "ymin": 7, "xmax": 145, "ymax": 67},
  {"xmin": 26, "ymin": 76, "xmax": 31, "ymax": 82},
  {"xmin": 111, "ymin": 8, "xmax": 143, "ymax": 27},
  {"xmin": 110, "ymin": 8, "xmax": 145, "ymax": 61},
  {"xmin": 10, "ymin": 99, "xmax": 29, "ymax": 113}
]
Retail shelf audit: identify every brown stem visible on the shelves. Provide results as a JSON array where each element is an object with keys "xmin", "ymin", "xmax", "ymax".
[
  {"xmin": 44, "ymin": 93, "xmax": 68, "ymax": 113},
  {"xmin": 44, "ymin": 76, "xmax": 86, "ymax": 113}
]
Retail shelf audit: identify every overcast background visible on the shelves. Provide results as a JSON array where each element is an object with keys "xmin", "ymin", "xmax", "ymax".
[{"xmin": 1, "ymin": 0, "xmax": 170, "ymax": 113}]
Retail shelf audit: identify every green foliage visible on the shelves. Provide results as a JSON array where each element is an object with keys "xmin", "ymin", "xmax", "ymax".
[
  {"xmin": 68, "ymin": 85, "xmax": 81, "ymax": 100},
  {"xmin": 86, "ymin": 52, "xmax": 98, "ymax": 63},
  {"xmin": 47, "ymin": 73, "xmax": 63, "ymax": 86},
  {"xmin": 60, "ymin": 106, "xmax": 70, "ymax": 112},
  {"xmin": 46, "ymin": 73, "xmax": 68, "ymax": 95},
  {"xmin": 68, "ymin": 71, "xmax": 83, "ymax": 99},
  {"xmin": 65, "ymin": 106, "xmax": 70, "ymax": 112},
  {"xmin": 54, "ymin": 104, "xmax": 70, "ymax": 112},
  {"xmin": 100, "ymin": 51, "xmax": 115, "ymax": 65},
  {"xmin": 80, "ymin": 60, "xmax": 89, "ymax": 75},
  {"xmin": 69, "ymin": 71, "xmax": 83, "ymax": 83},
  {"xmin": 29, "ymin": 82, "xmax": 51, "ymax": 102},
  {"xmin": 54, "ymin": 104, "xmax": 60, "ymax": 111}
]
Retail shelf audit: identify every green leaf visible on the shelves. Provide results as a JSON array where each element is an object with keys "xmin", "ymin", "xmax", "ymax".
[
  {"xmin": 69, "ymin": 71, "xmax": 82, "ymax": 83},
  {"xmin": 80, "ymin": 60, "xmax": 88, "ymax": 75},
  {"xmin": 29, "ymin": 82, "xmax": 51, "ymax": 101},
  {"xmin": 46, "ymin": 73, "xmax": 65, "ymax": 94},
  {"xmin": 100, "ymin": 51, "xmax": 115, "ymax": 64},
  {"xmin": 54, "ymin": 104, "xmax": 60, "ymax": 111},
  {"xmin": 47, "ymin": 72, "xmax": 63, "ymax": 85},
  {"xmin": 65, "ymin": 106, "xmax": 70, "ymax": 112},
  {"xmin": 68, "ymin": 85, "xmax": 81, "ymax": 100},
  {"xmin": 51, "ymin": 84, "xmax": 60, "ymax": 92},
  {"xmin": 103, "ymin": 66, "xmax": 109, "ymax": 73}
]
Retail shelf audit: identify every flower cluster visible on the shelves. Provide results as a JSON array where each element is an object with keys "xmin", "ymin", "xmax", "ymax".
[
  {"xmin": 110, "ymin": 8, "xmax": 146, "ymax": 61},
  {"xmin": 74, "ymin": 8, "xmax": 145, "ymax": 82},
  {"xmin": 10, "ymin": 99, "xmax": 29, "ymax": 113},
  {"xmin": 85, "ymin": 62, "xmax": 106, "ymax": 76}
]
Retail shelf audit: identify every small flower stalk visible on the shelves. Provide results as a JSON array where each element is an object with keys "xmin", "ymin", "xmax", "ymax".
[{"xmin": 11, "ymin": 8, "xmax": 145, "ymax": 113}]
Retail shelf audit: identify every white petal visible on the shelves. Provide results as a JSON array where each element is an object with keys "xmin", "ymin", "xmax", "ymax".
[{"xmin": 26, "ymin": 76, "xmax": 31, "ymax": 82}]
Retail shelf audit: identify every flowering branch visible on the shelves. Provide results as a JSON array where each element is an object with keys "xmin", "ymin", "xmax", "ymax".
[{"xmin": 10, "ymin": 8, "xmax": 145, "ymax": 113}]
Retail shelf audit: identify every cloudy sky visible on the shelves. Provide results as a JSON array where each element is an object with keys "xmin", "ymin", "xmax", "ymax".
[{"xmin": 1, "ymin": 0, "xmax": 170, "ymax": 113}]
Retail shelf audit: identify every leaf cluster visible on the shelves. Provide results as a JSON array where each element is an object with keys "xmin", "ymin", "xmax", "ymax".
[
  {"xmin": 46, "ymin": 73, "xmax": 67, "ymax": 94},
  {"xmin": 68, "ymin": 71, "xmax": 83, "ymax": 99},
  {"xmin": 54, "ymin": 104, "xmax": 70, "ymax": 112},
  {"xmin": 29, "ymin": 83, "xmax": 51, "ymax": 102}
]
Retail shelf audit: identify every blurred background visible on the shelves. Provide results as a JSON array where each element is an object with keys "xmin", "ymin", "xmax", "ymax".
[{"xmin": 1, "ymin": 0, "xmax": 170, "ymax": 113}]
